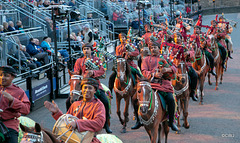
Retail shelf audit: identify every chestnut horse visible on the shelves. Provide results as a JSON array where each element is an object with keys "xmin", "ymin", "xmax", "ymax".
[
  {"xmin": 137, "ymin": 81, "xmax": 169, "ymax": 143},
  {"xmin": 114, "ymin": 58, "xmax": 137, "ymax": 133},
  {"xmin": 172, "ymin": 61, "xmax": 190, "ymax": 129},
  {"xmin": 207, "ymin": 35, "xmax": 222, "ymax": 90},
  {"xmin": 192, "ymin": 44, "xmax": 209, "ymax": 105},
  {"xmin": 20, "ymin": 123, "xmax": 60, "ymax": 143}
]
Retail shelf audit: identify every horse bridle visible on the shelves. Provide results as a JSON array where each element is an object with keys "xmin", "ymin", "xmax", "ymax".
[
  {"xmin": 137, "ymin": 82, "xmax": 153, "ymax": 111},
  {"xmin": 174, "ymin": 62, "xmax": 189, "ymax": 96},
  {"xmin": 21, "ymin": 132, "xmax": 43, "ymax": 143},
  {"xmin": 116, "ymin": 58, "xmax": 126, "ymax": 81}
]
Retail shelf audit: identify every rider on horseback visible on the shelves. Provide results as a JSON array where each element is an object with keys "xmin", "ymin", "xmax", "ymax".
[
  {"xmin": 191, "ymin": 26, "xmax": 217, "ymax": 76},
  {"xmin": 218, "ymin": 16, "xmax": 233, "ymax": 59},
  {"xmin": 141, "ymin": 42, "xmax": 179, "ymax": 131},
  {"xmin": 175, "ymin": 33, "xmax": 198, "ymax": 101},
  {"xmin": 71, "ymin": 44, "xmax": 112, "ymax": 133},
  {"xmin": 109, "ymin": 33, "xmax": 142, "ymax": 93}
]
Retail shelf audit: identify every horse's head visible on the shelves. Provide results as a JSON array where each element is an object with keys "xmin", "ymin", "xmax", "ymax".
[
  {"xmin": 20, "ymin": 123, "xmax": 44, "ymax": 143},
  {"xmin": 208, "ymin": 35, "xmax": 216, "ymax": 51},
  {"xmin": 176, "ymin": 61, "xmax": 188, "ymax": 84},
  {"xmin": 69, "ymin": 74, "xmax": 83, "ymax": 103},
  {"xmin": 137, "ymin": 81, "xmax": 153, "ymax": 115},
  {"xmin": 116, "ymin": 57, "xmax": 127, "ymax": 82}
]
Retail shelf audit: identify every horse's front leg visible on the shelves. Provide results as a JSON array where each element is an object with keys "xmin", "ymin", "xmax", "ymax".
[
  {"xmin": 116, "ymin": 94, "xmax": 124, "ymax": 125},
  {"xmin": 199, "ymin": 78, "xmax": 204, "ymax": 105},
  {"xmin": 151, "ymin": 124, "xmax": 159, "ymax": 143},
  {"xmin": 215, "ymin": 64, "xmax": 220, "ymax": 90},
  {"xmin": 121, "ymin": 97, "xmax": 130, "ymax": 133},
  {"xmin": 208, "ymin": 72, "xmax": 212, "ymax": 85},
  {"xmin": 183, "ymin": 98, "xmax": 190, "ymax": 129},
  {"xmin": 163, "ymin": 121, "xmax": 169, "ymax": 143},
  {"xmin": 158, "ymin": 124, "xmax": 161, "ymax": 143},
  {"xmin": 220, "ymin": 64, "xmax": 224, "ymax": 84}
]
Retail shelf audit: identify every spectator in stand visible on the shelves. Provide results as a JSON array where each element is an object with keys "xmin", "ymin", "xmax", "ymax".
[
  {"xmin": 26, "ymin": 38, "xmax": 49, "ymax": 65},
  {"xmin": 186, "ymin": 5, "xmax": 191, "ymax": 16},
  {"xmin": 8, "ymin": 21, "xmax": 16, "ymax": 32},
  {"xmin": 3, "ymin": 22, "xmax": 9, "ymax": 33},
  {"xmin": 41, "ymin": 37, "xmax": 69, "ymax": 63},
  {"xmin": 100, "ymin": 0, "xmax": 108, "ymax": 15},
  {"xmin": 0, "ymin": 25, "xmax": 4, "ymax": 33},
  {"xmin": 15, "ymin": 20, "xmax": 22, "ymax": 30},
  {"xmin": 76, "ymin": 31, "xmax": 84, "ymax": 44},
  {"xmin": 87, "ymin": 13, "xmax": 93, "ymax": 19},
  {"xmin": 160, "ymin": 0, "xmax": 164, "ymax": 8},
  {"xmin": 37, "ymin": 0, "xmax": 44, "ymax": 8},
  {"xmin": 43, "ymin": 0, "xmax": 50, "ymax": 7},
  {"xmin": 113, "ymin": 10, "xmax": 119, "ymax": 25},
  {"xmin": 68, "ymin": 0, "xmax": 76, "ymax": 7},
  {"xmin": 34, "ymin": 39, "xmax": 44, "ymax": 53},
  {"xmin": 131, "ymin": 18, "xmax": 139, "ymax": 35},
  {"xmin": 83, "ymin": 24, "xmax": 94, "ymax": 47}
]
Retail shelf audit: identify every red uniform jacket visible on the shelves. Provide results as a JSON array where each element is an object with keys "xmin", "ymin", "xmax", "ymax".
[
  {"xmin": 0, "ymin": 84, "xmax": 30, "ymax": 132},
  {"xmin": 141, "ymin": 32, "xmax": 152, "ymax": 46},
  {"xmin": 116, "ymin": 43, "xmax": 139, "ymax": 69},
  {"xmin": 53, "ymin": 98, "xmax": 105, "ymax": 143},
  {"xmin": 141, "ymin": 55, "xmax": 176, "ymax": 93},
  {"xmin": 74, "ymin": 56, "xmax": 105, "ymax": 90}
]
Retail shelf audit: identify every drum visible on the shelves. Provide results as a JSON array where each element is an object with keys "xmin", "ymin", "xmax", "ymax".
[{"xmin": 52, "ymin": 114, "xmax": 94, "ymax": 143}]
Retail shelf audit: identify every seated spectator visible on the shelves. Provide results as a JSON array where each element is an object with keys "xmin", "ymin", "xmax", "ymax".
[
  {"xmin": 76, "ymin": 31, "xmax": 84, "ymax": 44},
  {"xmin": 15, "ymin": 20, "xmax": 22, "ymax": 30},
  {"xmin": 17, "ymin": 44, "xmax": 41, "ymax": 69},
  {"xmin": 68, "ymin": 0, "xmax": 76, "ymax": 7},
  {"xmin": 3, "ymin": 22, "xmax": 9, "ymax": 33},
  {"xmin": 8, "ymin": 21, "xmax": 16, "ymax": 32},
  {"xmin": 112, "ymin": 10, "xmax": 119, "ymax": 24},
  {"xmin": 34, "ymin": 39, "xmax": 44, "ymax": 53},
  {"xmin": 83, "ymin": 24, "xmax": 94, "ymax": 47},
  {"xmin": 26, "ymin": 38, "xmax": 49, "ymax": 65},
  {"xmin": 131, "ymin": 18, "xmax": 139, "ymax": 35},
  {"xmin": 41, "ymin": 37, "xmax": 69, "ymax": 63},
  {"xmin": 37, "ymin": 0, "xmax": 44, "ymax": 8},
  {"xmin": 0, "ymin": 25, "xmax": 4, "ymax": 33},
  {"xmin": 87, "ymin": 13, "xmax": 93, "ymax": 19},
  {"xmin": 43, "ymin": 0, "xmax": 50, "ymax": 7}
]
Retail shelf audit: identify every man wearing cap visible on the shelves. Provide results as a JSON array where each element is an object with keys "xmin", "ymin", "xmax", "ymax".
[
  {"xmin": 45, "ymin": 78, "xmax": 105, "ymax": 143},
  {"xmin": 141, "ymin": 42, "xmax": 179, "ymax": 132},
  {"xmin": 0, "ymin": 66, "xmax": 31, "ymax": 143},
  {"xmin": 71, "ymin": 44, "xmax": 112, "ymax": 133}
]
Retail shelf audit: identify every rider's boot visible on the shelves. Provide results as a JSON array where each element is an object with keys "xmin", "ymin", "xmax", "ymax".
[
  {"xmin": 206, "ymin": 51, "xmax": 216, "ymax": 76},
  {"xmin": 228, "ymin": 51, "xmax": 233, "ymax": 59},
  {"xmin": 188, "ymin": 67, "xmax": 198, "ymax": 102},
  {"xmin": 131, "ymin": 112, "xmax": 143, "ymax": 130},
  {"xmin": 104, "ymin": 121, "xmax": 112, "ymax": 134},
  {"xmin": 166, "ymin": 93, "xmax": 179, "ymax": 131}
]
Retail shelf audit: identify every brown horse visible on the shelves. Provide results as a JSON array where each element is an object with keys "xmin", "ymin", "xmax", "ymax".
[
  {"xmin": 172, "ymin": 61, "xmax": 190, "ymax": 129},
  {"xmin": 207, "ymin": 35, "xmax": 222, "ymax": 90},
  {"xmin": 192, "ymin": 44, "xmax": 209, "ymax": 105},
  {"xmin": 137, "ymin": 81, "xmax": 169, "ymax": 143},
  {"xmin": 20, "ymin": 123, "xmax": 61, "ymax": 143},
  {"xmin": 114, "ymin": 57, "xmax": 136, "ymax": 133}
]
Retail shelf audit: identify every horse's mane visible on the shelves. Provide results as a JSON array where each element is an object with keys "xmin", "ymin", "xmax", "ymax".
[{"xmin": 42, "ymin": 128, "xmax": 61, "ymax": 143}]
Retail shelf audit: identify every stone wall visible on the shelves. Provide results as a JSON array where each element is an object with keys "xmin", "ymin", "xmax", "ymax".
[{"xmin": 200, "ymin": 0, "xmax": 240, "ymax": 9}]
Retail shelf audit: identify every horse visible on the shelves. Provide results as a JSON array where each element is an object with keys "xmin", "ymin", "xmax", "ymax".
[
  {"xmin": 192, "ymin": 43, "xmax": 209, "ymax": 105},
  {"xmin": 137, "ymin": 80, "xmax": 169, "ymax": 143},
  {"xmin": 114, "ymin": 57, "xmax": 137, "ymax": 133},
  {"xmin": 207, "ymin": 35, "xmax": 222, "ymax": 90},
  {"xmin": 172, "ymin": 61, "xmax": 190, "ymax": 129},
  {"xmin": 20, "ymin": 123, "xmax": 61, "ymax": 143}
]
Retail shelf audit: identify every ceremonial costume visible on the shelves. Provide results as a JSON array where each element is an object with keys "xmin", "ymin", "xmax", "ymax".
[
  {"xmin": 71, "ymin": 54, "xmax": 112, "ymax": 133},
  {"xmin": 141, "ymin": 53, "xmax": 178, "ymax": 131},
  {"xmin": 0, "ymin": 66, "xmax": 31, "ymax": 143}
]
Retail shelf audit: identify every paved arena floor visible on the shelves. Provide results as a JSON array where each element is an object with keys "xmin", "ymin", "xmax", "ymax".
[{"xmin": 27, "ymin": 13, "xmax": 240, "ymax": 143}]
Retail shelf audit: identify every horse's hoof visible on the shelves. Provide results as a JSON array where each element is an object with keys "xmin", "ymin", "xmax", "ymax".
[
  {"xmin": 220, "ymin": 81, "xmax": 222, "ymax": 84},
  {"xmin": 215, "ymin": 87, "xmax": 218, "ymax": 90},
  {"xmin": 183, "ymin": 123, "xmax": 190, "ymax": 129},
  {"xmin": 199, "ymin": 102, "xmax": 204, "ymax": 105},
  {"xmin": 121, "ymin": 128, "xmax": 126, "ymax": 133}
]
